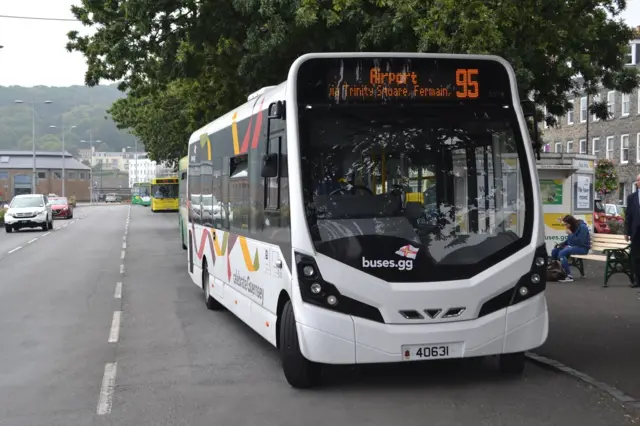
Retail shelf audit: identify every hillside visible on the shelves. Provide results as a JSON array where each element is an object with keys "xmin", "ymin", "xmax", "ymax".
[{"xmin": 0, "ymin": 84, "xmax": 136, "ymax": 156}]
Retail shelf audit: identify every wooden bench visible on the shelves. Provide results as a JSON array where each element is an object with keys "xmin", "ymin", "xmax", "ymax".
[{"xmin": 567, "ymin": 234, "xmax": 634, "ymax": 287}]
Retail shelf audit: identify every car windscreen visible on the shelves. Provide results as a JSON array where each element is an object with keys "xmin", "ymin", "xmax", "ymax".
[
  {"xmin": 10, "ymin": 197, "xmax": 44, "ymax": 208},
  {"xmin": 50, "ymin": 198, "xmax": 68, "ymax": 205}
]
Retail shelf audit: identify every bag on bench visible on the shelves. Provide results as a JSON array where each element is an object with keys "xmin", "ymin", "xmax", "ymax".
[{"xmin": 546, "ymin": 260, "xmax": 566, "ymax": 282}]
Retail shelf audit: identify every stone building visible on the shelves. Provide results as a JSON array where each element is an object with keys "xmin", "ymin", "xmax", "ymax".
[
  {"xmin": 0, "ymin": 150, "xmax": 91, "ymax": 202},
  {"xmin": 540, "ymin": 36, "xmax": 640, "ymax": 205}
]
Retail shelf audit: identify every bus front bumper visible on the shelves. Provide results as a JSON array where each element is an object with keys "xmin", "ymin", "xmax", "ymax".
[{"xmin": 294, "ymin": 292, "xmax": 548, "ymax": 364}]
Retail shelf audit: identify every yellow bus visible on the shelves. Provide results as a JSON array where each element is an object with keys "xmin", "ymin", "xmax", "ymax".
[{"xmin": 150, "ymin": 177, "xmax": 179, "ymax": 212}]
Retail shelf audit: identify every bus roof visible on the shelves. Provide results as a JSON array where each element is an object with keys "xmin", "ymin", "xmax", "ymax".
[{"xmin": 188, "ymin": 81, "xmax": 286, "ymax": 145}]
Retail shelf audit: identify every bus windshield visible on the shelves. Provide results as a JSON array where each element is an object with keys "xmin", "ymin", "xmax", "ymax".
[
  {"xmin": 151, "ymin": 184, "xmax": 178, "ymax": 199},
  {"xmin": 296, "ymin": 56, "xmax": 532, "ymax": 283}
]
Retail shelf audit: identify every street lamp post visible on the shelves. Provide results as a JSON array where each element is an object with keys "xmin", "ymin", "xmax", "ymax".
[
  {"xmin": 81, "ymin": 135, "xmax": 101, "ymax": 203},
  {"xmin": 14, "ymin": 97, "xmax": 53, "ymax": 193},
  {"xmin": 50, "ymin": 121, "xmax": 76, "ymax": 197}
]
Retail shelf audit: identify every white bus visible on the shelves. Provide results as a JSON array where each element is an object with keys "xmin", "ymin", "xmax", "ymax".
[{"xmin": 186, "ymin": 52, "xmax": 548, "ymax": 388}]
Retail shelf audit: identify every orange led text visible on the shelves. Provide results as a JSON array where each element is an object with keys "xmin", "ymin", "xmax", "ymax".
[{"xmin": 369, "ymin": 67, "xmax": 418, "ymax": 85}]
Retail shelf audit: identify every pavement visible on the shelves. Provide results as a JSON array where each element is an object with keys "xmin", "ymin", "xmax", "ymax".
[
  {"xmin": 532, "ymin": 260, "xmax": 640, "ymax": 413},
  {"xmin": 0, "ymin": 205, "xmax": 638, "ymax": 425}
]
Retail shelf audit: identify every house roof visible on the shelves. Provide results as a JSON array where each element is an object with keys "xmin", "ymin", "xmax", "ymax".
[{"xmin": 0, "ymin": 151, "xmax": 90, "ymax": 171}]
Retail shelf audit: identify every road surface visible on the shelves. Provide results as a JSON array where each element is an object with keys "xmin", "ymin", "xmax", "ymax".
[{"xmin": 0, "ymin": 205, "xmax": 636, "ymax": 425}]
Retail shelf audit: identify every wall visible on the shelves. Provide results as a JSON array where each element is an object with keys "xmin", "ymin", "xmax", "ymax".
[
  {"xmin": 0, "ymin": 169, "xmax": 91, "ymax": 201},
  {"xmin": 541, "ymin": 86, "xmax": 640, "ymax": 204}
]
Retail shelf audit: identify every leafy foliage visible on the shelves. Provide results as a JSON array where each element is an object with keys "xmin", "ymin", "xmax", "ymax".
[
  {"xmin": 0, "ymin": 84, "xmax": 136, "ymax": 154},
  {"xmin": 67, "ymin": 0, "xmax": 640, "ymax": 164},
  {"xmin": 595, "ymin": 159, "xmax": 619, "ymax": 195}
]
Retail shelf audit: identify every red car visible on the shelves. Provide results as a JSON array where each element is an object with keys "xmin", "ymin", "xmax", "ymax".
[
  {"xmin": 50, "ymin": 197, "xmax": 73, "ymax": 219},
  {"xmin": 593, "ymin": 199, "xmax": 611, "ymax": 233}
]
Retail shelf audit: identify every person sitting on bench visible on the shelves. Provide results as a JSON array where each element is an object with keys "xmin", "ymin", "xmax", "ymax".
[{"xmin": 551, "ymin": 215, "xmax": 591, "ymax": 282}]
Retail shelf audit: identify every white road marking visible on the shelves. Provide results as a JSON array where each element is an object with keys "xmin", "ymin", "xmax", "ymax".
[
  {"xmin": 42, "ymin": 232, "xmax": 51, "ymax": 237},
  {"xmin": 8, "ymin": 247, "xmax": 22, "ymax": 254},
  {"xmin": 122, "ymin": 242, "xmax": 126, "ymax": 249},
  {"xmin": 96, "ymin": 362, "xmax": 117, "ymax": 415},
  {"xmin": 114, "ymin": 282, "xmax": 122, "ymax": 299},
  {"xmin": 122, "ymin": 235, "xmax": 126, "ymax": 241},
  {"xmin": 121, "ymin": 250, "xmax": 125, "ymax": 260},
  {"xmin": 120, "ymin": 264, "xmax": 124, "ymax": 274},
  {"xmin": 62, "ymin": 224, "xmax": 68, "ymax": 228},
  {"xmin": 27, "ymin": 238, "xmax": 38, "ymax": 244},
  {"xmin": 108, "ymin": 311, "xmax": 121, "ymax": 343}
]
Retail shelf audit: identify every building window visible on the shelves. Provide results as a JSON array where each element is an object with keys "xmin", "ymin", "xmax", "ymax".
[
  {"xmin": 580, "ymin": 96, "xmax": 587, "ymax": 122},
  {"xmin": 592, "ymin": 94, "xmax": 600, "ymax": 121},
  {"xmin": 621, "ymin": 134, "xmax": 630, "ymax": 163},
  {"xmin": 622, "ymin": 93, "xmax": 630, "ymax": 116},
  {"xmin": 544, "ymin": 143, "xmax": 551, "ymax": 152},
  {"xmin": 37, "ymin": 171, "xmax": 46, "ymax": 179},
  {"xmin": 68, "ymin": 171, "xmax": 77, "ymax": 179},
  {"xmin": 566, "ymin": 140, "xmax": 574, "ymax": 153},
  {"xmin": 625, "ymin": 43, "xmax": 636, "ymax": 65},
  {"xmin": 0, "ymin": 171, "xmax": 8, "ymax": 180},
  {"xmin": 555, "ymin": 142, "xmax": 562, "ymax": 153},
  {"xmin": 567, "ymin": 100, "xmax": 575, "ymax": 124},
  {"xmin": 579, "ymin": 139, "xmax": 587, "ymax": 154},
  {"xmin": 606, "ymin": 136, "xmax": 614, "ymax": 159},
  {"xmin": 619, "ymin": 182, "xmax": 627, "ymax": 205},
  {"xmin": 593, "ymin": 137, "xmax": 600, "ymax": 156},
  {"xmin": 607, "ymin": 91, "xmax": 616, "ymax": 116},
  {"xmin": 53, "ymin": 171, "xmax": 61, "ymax": 179}
]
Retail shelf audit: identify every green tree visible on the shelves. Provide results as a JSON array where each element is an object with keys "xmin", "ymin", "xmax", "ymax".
[
  {"xmin": 38, "ymin": 134, "xmax": 62, "ymax": 151},
  {"xmin": 67, "ymin": 0, "xmax": 640, "ymax": 164}
]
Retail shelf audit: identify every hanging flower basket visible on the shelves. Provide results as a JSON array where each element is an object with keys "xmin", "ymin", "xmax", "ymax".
[{"xmin": 595, "ymin": 159, "xmax": 618, "ymax": 195}]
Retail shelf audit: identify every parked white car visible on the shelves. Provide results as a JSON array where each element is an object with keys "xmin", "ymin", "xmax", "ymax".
[
  {"xmin": 4, "ymin": 194, "xmax": 53, "ymax": 233},
  {"xmin": 105, "ymin": 193, "xmax": 117, "ymax": 203}
]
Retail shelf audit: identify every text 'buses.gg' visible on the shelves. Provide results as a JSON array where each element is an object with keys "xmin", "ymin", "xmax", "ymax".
[{"xmin": 186, "ymin": 52, "xmax": 547, "ymax": 388}]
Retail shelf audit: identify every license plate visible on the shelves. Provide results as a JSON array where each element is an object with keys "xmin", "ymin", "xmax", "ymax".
[{"xmin": 401, "ymin": 342, "xmax": 463, "ymax": 361}]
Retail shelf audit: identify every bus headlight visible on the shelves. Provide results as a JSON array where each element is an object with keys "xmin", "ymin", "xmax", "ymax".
[
  {"xmin": 294, "ymin": 252, "xmax": 384, "ymax": 323},
  {"xmin": 511, "ymin": 244, "xmax": 548, "ymax": 306}
]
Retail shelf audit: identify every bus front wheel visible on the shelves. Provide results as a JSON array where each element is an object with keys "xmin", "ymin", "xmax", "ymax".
[{"xmin": 280, "ymin": 300, "xmax": 322, "ymax": 388}]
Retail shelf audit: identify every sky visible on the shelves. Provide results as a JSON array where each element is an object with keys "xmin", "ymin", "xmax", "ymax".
[{"xmin": 0, "ymin": 1, "xmax": 639, "ymax": 88}]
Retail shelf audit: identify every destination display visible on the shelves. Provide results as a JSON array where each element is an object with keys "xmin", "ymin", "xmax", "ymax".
[
  {"xmin": 296, "ymin": 56, "xmax": 513, "ymax": 105},
  {"xmin": 154, "ymin": 178, "xmax": 178, "ymax": 184}
]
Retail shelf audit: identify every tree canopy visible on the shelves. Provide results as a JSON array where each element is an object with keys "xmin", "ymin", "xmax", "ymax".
[{"xmin": 67, "ymin": 0, "xmax": 640, "ymax": 165}]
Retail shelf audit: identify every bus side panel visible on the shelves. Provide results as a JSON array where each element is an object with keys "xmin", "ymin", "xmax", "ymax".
[{"xmin": 187, "ymin": 91, "xmax": 292, "ymax": 348}]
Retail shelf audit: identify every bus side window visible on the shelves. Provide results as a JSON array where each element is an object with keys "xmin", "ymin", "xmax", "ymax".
[{"xmin": 265, "ymin": 136, "xmax": 282, "ymax": 210}]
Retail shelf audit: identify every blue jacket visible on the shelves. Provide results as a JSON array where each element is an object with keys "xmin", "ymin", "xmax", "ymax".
[{"xmin": 562, "ymin": 220, "xmax": 591, "ymax": 249}]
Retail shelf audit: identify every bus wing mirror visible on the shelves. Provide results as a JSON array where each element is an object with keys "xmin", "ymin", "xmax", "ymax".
[
  {"xmin": 521, "ymin": 100, "xmax": 541, "ymax": 159},
  {"xmin": 268, "ymin": 101, "xmax": 286, "ymax": 120},
  {"xmin": 261, "ymin": 153, "xmax": 279, "ymax": 178},
  {"xmin": 521, "ymin": 100, "xmax": 535, "ymax": 118}
]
